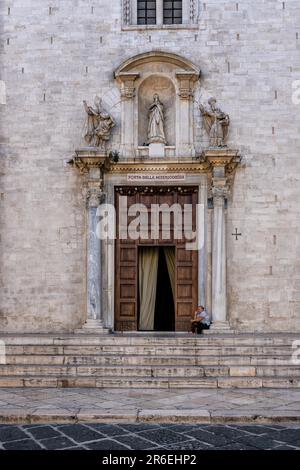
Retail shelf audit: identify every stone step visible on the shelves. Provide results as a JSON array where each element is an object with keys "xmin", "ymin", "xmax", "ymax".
[
  {"xmin": 0, "ymin": 375, "xmax": 299, "ymax": 389},
  {"xmin": 0, "ymin": 333, "xmax": 298, "ymax": 389},
  {"xmin": 4, "ymin": 345, "xmax": 295, "ymax": 356},
  {"xmin": 2, "ymin": 354, "xmax": 296, "ymax": 367},
  {"xmin": 0, "ymin": 364, "xmax": 299, "ymax": 378},
  {"xmin": 0, "ymin": 334, "xmax": 297, "ymax": 347}
]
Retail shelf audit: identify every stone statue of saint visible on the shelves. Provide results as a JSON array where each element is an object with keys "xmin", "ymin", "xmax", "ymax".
[
  {"xmin": 83, "ymin": 96, "xmax": 115, "ymax": 148},
  {"xmin": 200, "ymin": 97, "xmax": 230, "ymax": 147},
  {"xmin": 147, "ymin": 94, "xmax": 166, "ymax": 145}
]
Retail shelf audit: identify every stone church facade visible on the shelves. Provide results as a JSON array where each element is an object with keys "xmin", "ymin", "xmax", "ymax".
[{"xmin": 1, "ymin": 0, "xmax": 300, "ymax": 335}]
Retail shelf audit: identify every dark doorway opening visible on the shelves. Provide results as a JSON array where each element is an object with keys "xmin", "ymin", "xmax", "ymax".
[{"xmin": 154, "ymin": 247, "xmax": 175, "ymax": 331}]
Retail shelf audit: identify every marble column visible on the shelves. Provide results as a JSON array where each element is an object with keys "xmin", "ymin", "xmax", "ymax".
[
  {"xmin": 208, "ymin": 159, "xmax": 232, "ymax": 332},
  {"xmin": 211, "ymin": 185, "xmax": 230, "ymax": 331},
  {"xmin": 201, "ymin": 148, "xmax": 241, "ymax": 333},
  {"xmin": 79, "ymin": 188, "xmax": 108, "ymax": 333},
  {"xmin": 198, "ymin": 183, "xmax": 207, "ymax": 308}
]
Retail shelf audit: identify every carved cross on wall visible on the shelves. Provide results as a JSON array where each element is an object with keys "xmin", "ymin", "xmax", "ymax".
[{"xmin": 232, "ymin": 228, "xmax": 242, "ymax": 241}]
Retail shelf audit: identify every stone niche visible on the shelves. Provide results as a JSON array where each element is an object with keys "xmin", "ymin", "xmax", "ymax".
[
  {"xmin": 138, "ymin": 75, "xmax": 175, "ymax": 147},
  {"xmin": 114, "ymin": 51, "xmax": 200, "ymax": 158}
]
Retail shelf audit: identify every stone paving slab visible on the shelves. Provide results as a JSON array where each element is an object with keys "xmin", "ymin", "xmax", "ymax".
[
  {"xmin": 0, "ymin": 387, "xmax": 299, "ymax": 425},
  {"xmin": 0, "ymin": 422, "xmax": 299, "ymax": 450}
]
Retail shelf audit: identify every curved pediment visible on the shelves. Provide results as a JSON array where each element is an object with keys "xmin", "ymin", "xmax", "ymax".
[{"xmin": 114, "ymin": 50, "xmax": 200, "ymax": 77}]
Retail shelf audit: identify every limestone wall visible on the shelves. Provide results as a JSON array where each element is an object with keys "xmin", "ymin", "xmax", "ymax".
[{"xmin": 0, "ymin": 1, "xmax": 299, "ymax": 332}]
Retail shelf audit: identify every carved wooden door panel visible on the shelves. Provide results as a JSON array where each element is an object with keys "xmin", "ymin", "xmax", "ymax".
[
  {"xmin": 175, "ymin": 191, "xmax": 198, "ymax": 331},
  {"xmin": 115, "ymin": 192, "xmax": 138, "ymax": 331},
  {"xmin": 115, "ymin": 187, "xmax": 198, "ymax": 331}
]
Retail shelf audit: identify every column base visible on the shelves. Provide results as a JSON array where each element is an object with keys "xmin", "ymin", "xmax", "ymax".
[
  {"xmin": 203, "ymin": 321, "xmax": 234, "ymax": 334},
  {"xmin": 74, "ymin": 319, "xmax": 111, "ymax": 335}
]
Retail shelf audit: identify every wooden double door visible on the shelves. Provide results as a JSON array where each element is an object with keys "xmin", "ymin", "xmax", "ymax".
[{"xmin": 115, "ymin": 186, "xmax": 199, "ymax": 331}]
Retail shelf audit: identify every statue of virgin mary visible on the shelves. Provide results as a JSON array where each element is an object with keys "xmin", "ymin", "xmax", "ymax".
[{"xmin": 147, "ymin": 94, "xmax": 167, "ymax": 145}]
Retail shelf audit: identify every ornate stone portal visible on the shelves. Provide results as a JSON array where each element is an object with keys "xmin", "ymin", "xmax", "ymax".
[{"xmin": 70, "ymin": 52, "xmax": 241, "ymax": 334}]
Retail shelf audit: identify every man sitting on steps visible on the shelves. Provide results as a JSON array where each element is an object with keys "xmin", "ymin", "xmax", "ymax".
[{"xmin": 190, "ymin": 306, "xmax": 211, "ymax": 334}]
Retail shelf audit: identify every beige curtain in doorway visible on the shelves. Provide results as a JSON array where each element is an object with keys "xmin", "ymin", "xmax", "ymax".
[
  {"xmin": 163, "ymin": 247, "xmax": 175, "ymax": 300},
  {"xmin": 139, "ymin": 247, "xmax": 159, "ymax": 331}
]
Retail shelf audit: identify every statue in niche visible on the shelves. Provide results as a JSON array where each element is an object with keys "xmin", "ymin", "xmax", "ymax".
[
  {"xmin": 147, "ymin": 94, "xmax": 167, "ymax": 145},
  {"xmin": 200, "ymin": 97, "xmax": 230, "ymax": 147},
  {"xmin": 83, "ymin": 96, "xmax": 115, "ymax": 148}
]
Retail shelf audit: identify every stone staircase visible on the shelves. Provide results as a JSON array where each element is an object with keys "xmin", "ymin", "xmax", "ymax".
[{"xmin": 0, "ymin": 333, "xmax": 299, "ymax": 388}]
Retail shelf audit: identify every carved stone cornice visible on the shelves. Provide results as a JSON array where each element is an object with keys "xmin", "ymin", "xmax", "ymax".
[
  {"xmin": 70, "ymin": 149, "xmax": 112, "ymax": 174},
  {"xmin": 201, "ymin": 148, "xmax": 241, "ymax": 175},
  {"xmin": 109, "ymin": 159, "xmax": 210, "ymax": 174}
]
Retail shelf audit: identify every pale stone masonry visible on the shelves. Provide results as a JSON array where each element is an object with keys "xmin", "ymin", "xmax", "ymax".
[{"xmin": 0, "ymin": 1, "xmax": 300, "ymax": 333}]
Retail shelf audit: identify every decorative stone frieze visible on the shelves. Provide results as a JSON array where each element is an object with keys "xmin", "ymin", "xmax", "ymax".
[
  {"xmin": 190, "ymin": 0, "xmax": 196, "ymax": 23},
  {"xmin": 115, "ymin": 186, "xmax": 198, "ymax": 195},
  {"xmin": 123, "ymin": 0, "xmax": 131, "ymax": 25},
  {"xmin": 109, "ymin": 159, "xmax": 210, "ymax": 174}
]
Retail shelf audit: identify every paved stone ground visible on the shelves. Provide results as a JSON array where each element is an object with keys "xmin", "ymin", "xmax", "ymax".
[
  {"xmin": 0, "ymin": 388, "xmax": 299, "ymax": 424},
  {"xmin": 0, "ymin": 423, "xmax": 299, "ymax": 450}
]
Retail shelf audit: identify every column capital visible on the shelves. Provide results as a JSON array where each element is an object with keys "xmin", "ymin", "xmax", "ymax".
[
  {"xmin": 202, "ymin": 147, "xmax": 241, "ymax": 204},
  {"xmin": 211, "ymin": 184, "xmax": 230, "ymax": 203},
  {"xmin": 115, "ymin": 72, "xmax": 140, "ymax": 100},
  {"xmin": 176, "ymin": 71, "xmax": 199, "ymax": 100},
  {"xmin": 86, "ymin": 187, "xmax": 105, "ymax": 208}
]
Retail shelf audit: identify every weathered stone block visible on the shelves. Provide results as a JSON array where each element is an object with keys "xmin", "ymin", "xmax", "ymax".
[{"xmin": 229, "ymin": 367, "xmax": 256, "ymax": 377}]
